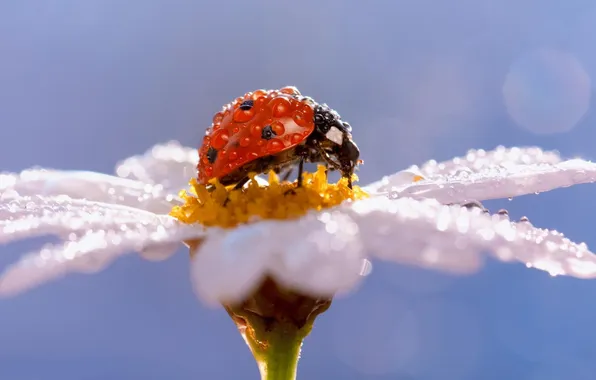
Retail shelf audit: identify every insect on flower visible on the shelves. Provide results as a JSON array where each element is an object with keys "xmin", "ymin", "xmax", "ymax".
[{"xmin": 198, "ymin": 86, "xmax": 361, "ymax": 190}]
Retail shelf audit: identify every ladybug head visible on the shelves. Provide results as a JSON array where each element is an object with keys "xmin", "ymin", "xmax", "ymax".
[{"xmin": 312, "ymin": 104, "xmax": 360, "ymax": 182}]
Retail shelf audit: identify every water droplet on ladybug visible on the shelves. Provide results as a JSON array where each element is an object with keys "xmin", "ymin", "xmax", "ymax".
[
  {"xmin": 211, "ymin": 129, "xmax": 229, "ymax": 150},
  {"xmin": 233, "ymin": 107, "xmax": 255, "ymax": 123},
  {"xmin": 290, "ymin": 133, "xmax": 303, "ymax": 144},
  {"xmin": 250, "ymin": 124, "xmax": 263, "ymax": 137},
  {"xmin": 280, "ymin": 86, "xmax": 300, "ymax": 95},
  {"xmin": 266, "ymin": 139, "xmax": 284, "ymax": 153},
  {"xmin": 252, "ymin": 89, "xmax": 267, "ymax": 100},
  {"xmin": 228, "ymin": 150, "xmax": 238, "ymax": 161},
  {"xmin": 292, "ymin": 111, "xmax": 307, "ymax": 127},
  {"xmin": 271, "ymin": 121, "xmax": 285, "ymax": 135},
  {"xmin": 213, "ymin": 112, "xmax": 224, "ymax": 124},
  {"xmin": 271, "ymin": 98, "xmax": 291, "ymax": 117},
  {"xmin": 239, "ymin": 136, "xmax": 252, "ymax": 147}
]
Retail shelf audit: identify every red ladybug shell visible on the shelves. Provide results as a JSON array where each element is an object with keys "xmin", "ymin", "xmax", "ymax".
[{"xmin": 197, "ymin": 87, "xmax": 315, "ymax": 184}]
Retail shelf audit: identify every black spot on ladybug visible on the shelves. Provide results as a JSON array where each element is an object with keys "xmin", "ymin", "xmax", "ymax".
[
  {"xmin": 239, "ymin": 100, "xmax": 254, "ymax": 110},
  {"xmin": 261, "ymin": 125, "xmax": 277, "ymax": 140},
  {"xmin": 207, "ymin": 146, "xmax": 218, "ymax": 163}
]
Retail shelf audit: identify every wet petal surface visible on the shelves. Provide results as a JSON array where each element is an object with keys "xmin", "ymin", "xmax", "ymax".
[
  {"xmin": 348, "ymin": 196, "xmax": 596, "ymax": 278},
  {"xmin": 115, "ymin": 141, "xmax": 199, "ymax": 195},
  {"xmin": 367, "ymin": 146, "xmax": 563, "ymax": 195},
  {"xmin": 390, "ymin": 158, "xmax": 596, "ymax": 204},
  {"xmin": 190, "ymin": 211, "xmax": 366, "ymax": 305},
  {"xmin": 0, "ymin": 196, "xmax": 203, "ymax": 296},
  {"xmin": 0, "ymin": 170, "xmax": 175, "ymax": 214},
  {"xmin": 188, "ymin": 194, "xmax": 596, "ymax": 304}
]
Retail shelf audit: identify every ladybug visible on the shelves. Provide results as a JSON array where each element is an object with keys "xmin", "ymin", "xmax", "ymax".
[{"xmin": 197, "ymin": 86, "xmax": 360, "ymax": 190}]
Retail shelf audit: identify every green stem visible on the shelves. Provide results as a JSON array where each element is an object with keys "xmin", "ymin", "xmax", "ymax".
[{"xmin": 247, "ymin": 320, "xmax": 305, "ymax": 380}]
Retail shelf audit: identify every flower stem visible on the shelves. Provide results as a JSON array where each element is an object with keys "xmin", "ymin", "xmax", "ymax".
[
  {"xmin": 252, "ymin": 321, "xmax": 303, "ymax": 380},
  {"xmin": 224, "ymin": 278, "xmax": 331, "ymax": 380}
]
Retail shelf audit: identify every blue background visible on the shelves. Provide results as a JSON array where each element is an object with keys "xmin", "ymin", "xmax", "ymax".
[{"xmin": 1, "ymin": 1, "xmax": 596, "ymax": 379}]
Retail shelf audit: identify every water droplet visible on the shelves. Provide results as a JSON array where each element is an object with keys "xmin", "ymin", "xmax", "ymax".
[
  {"xmin": 280, "ymin": 86, "xmax": 300, "ymax": 95},
  {"xmin": 250, "ymin": 124, "xmax": 263, "ymax": 138},
  {"xmin": 290, "ymin": 133, "xmax": 304, "ymax": 144},
  {"xmin": 292, "ymin": 111, "xmax": 307, "ymax": 126},
  {"xmin": 212, "ymin": 112, "xmax": 224, "ymax": 124},
  {"xmin": 271, "ymin": 98, "xmax": 292, "ymax": 117},
  {"xmin": 233, "ymin": 107, "xmax": 256, "ymax": 123},
  {"xmin": 211, "ymin": 129, "xmax": 229, "ymax": 150},
  {"xmin": 239, "ymin": 136, "xmax": 252, "ymax": 147},
  {"xmin": 266, "ymin": 139, "xmax": 284, "ymax": 153},
  {"xmin": 271, "ymin": 120, "xmax": 285, "ymax": 135}
]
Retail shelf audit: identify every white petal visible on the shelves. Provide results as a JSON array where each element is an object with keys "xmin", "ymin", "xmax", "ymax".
[
  {"xmin": 268, "ymin": 210, "xmax": 365, "ymax": 298},
  {"xmin": 348, "ymin": 197, "xmax": 485, "ymax": 273},
  {"xmin": 190, "ymin": 227, "xmax": 272, "ymax": 306},
  {"xmin": 191, "ymin": 194, "xmax": 596, "ymax": 304},
  {"xmin": 389, "ymin": 158, "xmax": 596, "ymax": 204},
  {"xmin": 418, "ymin": 146, "xmax": 562, "ymax": 177},
  {"xmin": 114, "ymin": 141, "xmax": 198, "ymax": 194},
  {"xmin": 190, "ymin": 212, "xmax": 366, "ymax": 306},
  {"xmin": 346, "ymin": 196, "xmax": 596, "ymax": 278},
  {"xmin": 0, "ymin": 195, "xmax": 172, "ymax": 245},
  {"xmin": 0, "ymin": 201, "xmax": 203, "ymax": 296},
  {"xmin": 367, "ymin": 146, "xmax": 562, "ymax": 194},
  {"xmin": 0, "ymin": 169, "xmax": 175, "ymax": 214}
]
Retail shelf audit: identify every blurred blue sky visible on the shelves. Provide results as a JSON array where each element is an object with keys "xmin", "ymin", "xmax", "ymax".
[{"xmin": 2, "ymin": 1, "xmax": 596, "ymax": 379}]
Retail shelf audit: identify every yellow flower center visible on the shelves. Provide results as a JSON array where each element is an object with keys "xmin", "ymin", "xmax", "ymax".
[{"xmin": 169, "ymin": 165, "xmax": 368, "ymax": 228}]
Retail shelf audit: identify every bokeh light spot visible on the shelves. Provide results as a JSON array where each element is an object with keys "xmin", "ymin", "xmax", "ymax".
[{"xmin": 503, "ymin": 48, "xmax": 591, "ymax": 134}]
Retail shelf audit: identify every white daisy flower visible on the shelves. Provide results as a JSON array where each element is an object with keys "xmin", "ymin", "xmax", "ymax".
[
  {"xmin": 1, "ymin": 141, "xmax": 596, "ymax": 305},
  {"xmin": 4, "ymin": 140, "xmax": 596, "ymax": 380}
]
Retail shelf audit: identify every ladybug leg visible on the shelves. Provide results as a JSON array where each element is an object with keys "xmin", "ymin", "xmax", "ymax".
[
  {"xmin": 233, "ymin": 176, "xmax": 250, "ymax": 190},
  {"xmin": 296, "ymin": 158, "xmax": 305, "ymax": 188},
  {"xmin": 221, "ymin": 177, "xmax": 251, "ymax": 207}
]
